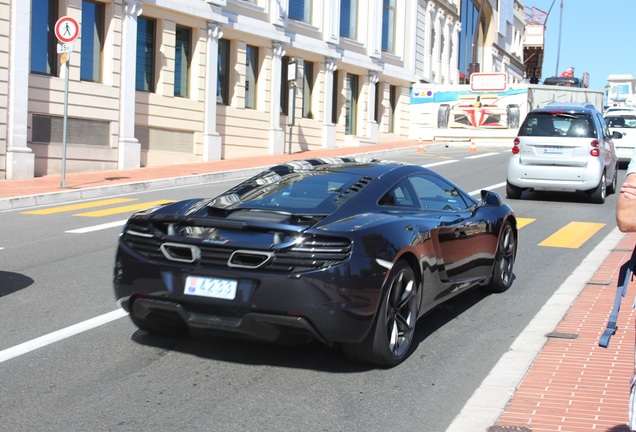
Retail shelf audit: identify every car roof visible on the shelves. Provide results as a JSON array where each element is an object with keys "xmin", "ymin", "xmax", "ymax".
[{"xmin": 530, "ymin": 102, "xmax": 598, "ymax": 114}]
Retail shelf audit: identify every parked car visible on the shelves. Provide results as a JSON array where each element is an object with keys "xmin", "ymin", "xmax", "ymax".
[
  {"xmin": 605, "ymin": 113, "xmax": 636, "ymax": 163},
  {"xmin": 113, "ymin": 158, "xmax": 517, "ymax": 367},
  {"xmin": 506, "ymin": 102, "xmax": 620, "ymax": 204},
  {"xmin": 603, "ymin": 106, "xmax": 636, "ymax": 117}
]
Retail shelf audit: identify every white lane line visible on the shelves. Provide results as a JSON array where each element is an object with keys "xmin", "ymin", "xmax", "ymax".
[
  {"xmin": 423, "ymin": 160, "xmax": 459, "ymax": 168},
  {"xmin": 0, "ymin": 308, "xmax": 128, "ymax": 364},
  {"xmin": 466, "ymin": 152, "xmax": 500, "ymax": 159},
  {"xmin": 65, "ymin": 219, "xmax": 127, "ymax": 234},
  {"xmin": 468, "ymin": 182, "xmax": 506, "ymax": 196}
]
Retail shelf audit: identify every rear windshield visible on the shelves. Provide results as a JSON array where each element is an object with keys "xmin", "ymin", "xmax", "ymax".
[
  {"xmin": 606, "ymin": 115, "xmax": 636, "ymax": 128},
  {"xmin": 519, "ymin": 112, "xmax": 596, "ymax": 138}
]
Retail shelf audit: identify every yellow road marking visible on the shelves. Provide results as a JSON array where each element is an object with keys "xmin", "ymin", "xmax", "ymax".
[
  {"xmin": 74, "ymin": 199, "xmax": 174, "ymax": 217},
  {"xmin": 538, "ymin": 222, "xmax": 605, "ymax": 249},
  {"xmin": 516, "ymin": 218, "xmax": 535, "ymax": 229},
  {"xmin": 22, "ymin": 198, "xmax": 137, "ymax": 215}
]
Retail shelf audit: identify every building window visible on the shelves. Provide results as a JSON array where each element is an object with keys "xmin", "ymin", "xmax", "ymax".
[
  {"xmin": 389, "ymin": 85, "xmax": 397, "ymax": 133},
  {"xmin": 302, "ymin": 61, "xmax": 314, "ymax": 119},
  {"xmin": 80, "ymin": 1, "xmax": 104, "ymax": 82},
  {"xmin": 345, "ymin": 74, "xmax": 358, "ymax": 135},
  {"xmin": 289, "ymin": 0, "xmax": 311, "ymax": 23},
  {"xmin": 245, "ymin": 45, "xmax": 259, "ymax": 109},
  {"xmin": 340, "ymin": 0, "xmax": 357, "ymax": 39},
  {"xmin": 382, "ymin": 0, "xmax": 396, "ymax": 53},
  {"xmin": 31, "ymin": 0, "xmax": 58, "ymax": 76},
  {"xmin": 331, "ymin": 70, "xmax": 339, "ymax": 124},
  {"xmin": 136, "ymin": 17, "xmax": 155, "ymax": 92},
  {"xmin": 217, "ymin": 39, "xmax": 229, "ymax": 105},
  {"xmin": 280, "ymin": 56, "xmax": 289, "ymax": 115},
  {"xmin": 174, "ymin": 25, "xmax": 191, "ymax": 97}
]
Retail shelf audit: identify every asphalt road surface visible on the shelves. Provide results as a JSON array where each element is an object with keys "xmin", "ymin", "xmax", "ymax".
[{"xmin": 0, "ymin": 145, "xmax": 622, "ymax": 431}]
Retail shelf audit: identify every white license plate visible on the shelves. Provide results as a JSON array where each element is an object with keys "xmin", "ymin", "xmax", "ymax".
[
  {"xmin": 184, "ymin": 276, "xmax": 237, "ymax": 300},
  {"xmin": 544, "ymin": 146, "xmax": 563, "ymax": 154}
]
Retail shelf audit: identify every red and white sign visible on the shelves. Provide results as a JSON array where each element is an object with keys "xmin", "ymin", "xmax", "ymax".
[
  {"xmin": 470, "ymin": 73, "xmax": 508, "ymax": 92},
  {"xmin": 55, "ymin": 16, "xmax": 80, "ymax": 44}
]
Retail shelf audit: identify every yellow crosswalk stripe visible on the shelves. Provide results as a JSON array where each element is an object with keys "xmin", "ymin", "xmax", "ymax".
[
  {"xmin": 516, "ymin": 217, "xmax": 535, "ymax": 229},
  {"xmin": 538, "ymin": 222, "xmax": 605, "ymax": 249},
  {"xmin": 21, "ymin": 198, "xmax": 137, "ymax": 215},
  {"xmin": 73, "ymin": 199, "xmax": 174, "ymax": 217}
]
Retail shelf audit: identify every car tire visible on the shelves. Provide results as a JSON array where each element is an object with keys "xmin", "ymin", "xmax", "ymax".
[
  {"xmin": 506, "ymin": 104, "xmax": 520, "ymax": 129},
  {"xmin": 437, "ymin": 104, "xmax": 450, "ymax": 129},
  {"xmin": 483, "ymin": 220, "xmax": 516, "ymax": 293},
  {"xmin": 342, "ymin": 260, "xmax": 418, "ymax": 367},
  {"xmin": 506, "ymin": 181, "xmax": 523, "ymax": 199},
  {"xmin": 607, "ymin": 164, "xmax": 618, "ymax": 195},
  {"xmin": 589, "ymin": 172, "xmax": 607, "ymax": 204}
]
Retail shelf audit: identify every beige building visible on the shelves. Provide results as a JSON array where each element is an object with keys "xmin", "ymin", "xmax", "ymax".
[{"xmin": 1, "ymin": 0, "xmax": 522, "ymax": 180}]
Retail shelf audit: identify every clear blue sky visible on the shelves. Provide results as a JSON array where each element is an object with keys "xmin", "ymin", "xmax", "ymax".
[{"xmin": 524, "ymin": 0, "xmax": 636, "ymax": 90}]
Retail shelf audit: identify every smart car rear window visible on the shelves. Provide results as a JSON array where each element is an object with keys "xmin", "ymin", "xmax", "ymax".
[{"xmin": 519, "ymin": 113, "xmax": 595, "ymax": 138}]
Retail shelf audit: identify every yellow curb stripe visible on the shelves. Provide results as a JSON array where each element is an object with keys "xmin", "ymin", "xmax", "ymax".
[
  {"xmin": 538, "ymin": 222, "xmax": 605, "ymax": 249},
  {"xmin": 21, "ymin": 198, "xmax": 137, "ymax": 215},
  {"xmin": 73, "ymin": 200, "xmax": 174, "ymax": 217}
]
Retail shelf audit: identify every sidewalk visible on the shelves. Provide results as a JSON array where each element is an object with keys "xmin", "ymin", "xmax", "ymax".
[{"xmin": 2, "ymin": 139, "xmax": 635, "ymax": 431}]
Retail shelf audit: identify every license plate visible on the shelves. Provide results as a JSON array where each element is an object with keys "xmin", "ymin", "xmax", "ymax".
[
  {"xmin": 544, "ymin": 146, "xmax": 563, "ymax": 154},
  {"xmin": 184, "ymin": 276, "xmax": 237, "ymax": 300}
]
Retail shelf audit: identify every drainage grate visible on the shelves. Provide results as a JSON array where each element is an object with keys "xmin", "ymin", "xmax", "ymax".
[{"xmin": 546, "ymin": 331, "xmax": 578, "ymax": 339}]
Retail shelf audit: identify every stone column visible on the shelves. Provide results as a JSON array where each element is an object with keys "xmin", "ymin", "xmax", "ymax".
[
  {"xmin": 450, "ymin": 21, "xmax": 461, "ymax": 84},
  {"xmin": 366, "ymin": 72, "xmax": 379, "ymax": 142},
  {"xmin": 322, "ymin": 58, "xmax": 337, "ymax": 148},
  {"xmin": 442, "ymin": 17, "xmax": 451, "ymax": 83},
  {"xmin": 117, "ymin": 0, "xmax": 142, "ymax": 170},
  {"xmin": 269, "ymin": 42, "xmax": 285, "ymax": 154},
  {"xmin": 6, "ymin": 0, "xmax": 35, "ymax": 179},
  {"xmin": 203, "ymin": 23, "xmax": 223, "ymax": 161}
]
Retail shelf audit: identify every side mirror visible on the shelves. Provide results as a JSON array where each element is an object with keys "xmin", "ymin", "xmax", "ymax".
[
  {"xmin": 612, "ymin": 131, "xmax": 623, "ymax": 139},
  {"xmin": 480, "ymin": 189, "xmax": 502, "ymax": 206}
]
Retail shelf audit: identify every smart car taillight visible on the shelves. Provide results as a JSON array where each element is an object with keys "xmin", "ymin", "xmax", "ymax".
[
  {"xmin": 590, "ymin": 140, "xmax": 600, "ymax": 157},
  {"xmin": 512, "ymin": 138, "xmax": 520, "ymax": 154}
]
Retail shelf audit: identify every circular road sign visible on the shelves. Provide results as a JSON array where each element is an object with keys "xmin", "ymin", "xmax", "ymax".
[{"xmin": 55, "ymin": 16, "xmax": 80, "ymax": 44}]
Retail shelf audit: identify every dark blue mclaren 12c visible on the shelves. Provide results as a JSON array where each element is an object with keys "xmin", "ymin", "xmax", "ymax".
[{"xmin": 114, "ymin": 157, "xmax": 517, "ymax": 367}]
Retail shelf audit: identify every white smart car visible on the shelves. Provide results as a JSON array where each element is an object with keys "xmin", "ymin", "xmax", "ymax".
[
  {"xmin": 507, "ymin": 102, "xmax": 620, "ymax": 204},
  {"xmin": 605, "ymin": 113, "xmax": 636, "ymax": 163}
]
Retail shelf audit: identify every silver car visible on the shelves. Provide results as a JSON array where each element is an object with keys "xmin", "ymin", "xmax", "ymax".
[
  {"xmin": 605, "ymin": 114, "xmax": 636, "ymax": 163},
  {"xmin": 506, "ymin": 102, "xmax": 620, "ymax": 204}
]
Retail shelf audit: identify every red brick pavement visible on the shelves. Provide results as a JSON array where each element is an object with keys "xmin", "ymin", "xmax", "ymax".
[{"xmin": 494, "ymin": 233, "xmax": 636, "ymax": 432}]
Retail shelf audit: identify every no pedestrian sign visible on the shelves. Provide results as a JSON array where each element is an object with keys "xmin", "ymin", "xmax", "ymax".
[{"xmin": 55, "ymin": 16, "xmax": 80, "ymax": 44}]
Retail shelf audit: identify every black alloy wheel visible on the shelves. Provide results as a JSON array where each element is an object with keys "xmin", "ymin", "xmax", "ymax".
[
  {"xmin": 484, "ymin": 220, "xmax": 516, "ymax": 293},
  {"xmin": 343, "ymin": 260, "xmax": 418, "ymax": 367}
]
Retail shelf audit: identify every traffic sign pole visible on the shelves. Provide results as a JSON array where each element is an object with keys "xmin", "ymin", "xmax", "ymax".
[
  {"xmin": 54, "ymin": 16, "xmax": 80, "ymax": 188},
  {"xmin": 61, "ymin": 54, "xmax": 70, "ymax": 188}
]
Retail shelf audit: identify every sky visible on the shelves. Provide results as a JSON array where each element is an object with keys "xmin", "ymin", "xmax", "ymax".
[{"xmin": 523, "ymin": 0, "xmax": 636, "ymax": 90}]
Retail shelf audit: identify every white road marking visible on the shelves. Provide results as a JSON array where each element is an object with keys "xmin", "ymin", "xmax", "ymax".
[
  {"xmin": 422, "ymin": 160, "xmax": 459, "ymax": 168},
  {"xmin": 468, "ymin": 182, "xmax": 506, "ymax": 196},
  {"xmin": 65, "ymin": 220, "xmax": 127, "ymax": 234},
  {"xmin": 465, "ymin": 152, "xmax": 500, "ymax": 159},
  {"xmin": 0, "ymin": 308, "xmax": 128, "ymax": 364}
]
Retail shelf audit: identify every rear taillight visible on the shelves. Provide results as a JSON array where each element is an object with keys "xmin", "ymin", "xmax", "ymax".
[
  {"xmin": 590, "ymin": 140, "xmax": 600, "ymax": 157},
  {"xmin": 512, "ymin": 138, "xmax": 520, "ymax": 154}
]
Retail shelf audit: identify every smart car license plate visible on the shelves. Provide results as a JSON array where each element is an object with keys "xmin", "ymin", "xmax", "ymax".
[
  {"xmin": 544, "ymin": 146, "xmax": 563, "ymax": 154},
  {"xmin": 184, "ymin": 276, "xmax": 237, "ymax": 300}
]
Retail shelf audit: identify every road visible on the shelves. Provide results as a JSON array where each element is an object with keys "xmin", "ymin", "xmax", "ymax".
[{"xmin": 0, "ymin": 145, "xmax": 622, "ymax": 431}]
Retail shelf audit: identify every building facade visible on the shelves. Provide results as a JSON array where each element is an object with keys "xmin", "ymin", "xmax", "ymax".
[{"xmin": 1, "ymin": 0, "xmax": 523, "ymax": 180}]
